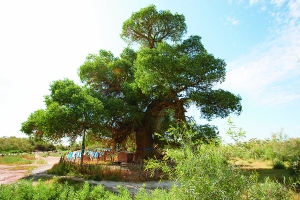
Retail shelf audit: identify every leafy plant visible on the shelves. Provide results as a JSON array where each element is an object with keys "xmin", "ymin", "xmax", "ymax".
[
  {"xmin": 245, "ymin": 177, "xmax": 292, "ymax": 200},
  {"xmin": 272, "ymin": 158, "xmax": 286, "ymax": 169},
  {"xmin": 291, "ymin": 156, "xmax": 300, "ymax": 176},
  {"xmin": 146, "ymin": 125, "xmax": 254, "ymax": 199},
  {"xmin": 226, "ymin": 116, "xmax": 246, "ymax": 143},
  {"xmin": 0, "ymin": 178, "xmax": 132, "ymax": 200}
]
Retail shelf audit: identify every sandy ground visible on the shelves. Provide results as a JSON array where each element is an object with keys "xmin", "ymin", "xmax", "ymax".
[
  {"xmin": 0, "ymin": 153, "xmax": 173, "ymax": 194},
  {"xmin": 0, "ymin": 153, "xmax": 60, "ymax": 184}
]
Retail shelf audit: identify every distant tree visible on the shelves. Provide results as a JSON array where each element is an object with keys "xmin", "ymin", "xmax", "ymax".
[
  {"xmin": 20, "ymin": 109, "xmax": 46, "ymax": 141},
  {"xmin": 0, "ymin": 137, "xmax": 34, "ymax": 153},
  {"xmin": 78, "ymin": 5, "xmax": 242, "ymax": 162}
]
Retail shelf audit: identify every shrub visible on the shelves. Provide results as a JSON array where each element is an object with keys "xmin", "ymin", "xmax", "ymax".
[
  {"xmin": 245, "ymin": 177, "xmax": 291, "ymax": 200},
  {"xmin": 291, "ymin": 157, "xmax": 300, "ymax": 176},
  {"xmin": 0, "ymin": 137, "xmax": 34, "ymax": 153},
  {"xmin": 168, "ymin": 144, "xmax": 255, "ymax": 199},
  {"xmin": 0, "ymin": 178, "xmax": 131, "ymax": 200},
  {"xmin": 34, "ymin": 143, "xmax": 56, "ymax": 152},
  {"xmin": 145, "ymin": 124, "xmax": 293, "ymax": 200},
  {"xmin": 273, "ymin": 158, "xmax": 286, "ymax": 169},
  {"xmin": 146, "ymin": 130, "xmax": 256, "ymax": 199},
  {"xmin": 48, "ymin": 162, "xmax": 74, "ymax": 176}
]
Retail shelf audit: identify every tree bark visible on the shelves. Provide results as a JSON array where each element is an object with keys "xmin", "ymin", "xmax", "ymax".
[
  {"xmin": 134, "ymin": 107, "xmax": 162, "ymax": 163},
  {"xmin": 133, "ymin": 98, "xmax": 186, "ymax": 163},
  {"xmin": 135, "ymin": 131, "xmax": 162, "ymax": 163}
]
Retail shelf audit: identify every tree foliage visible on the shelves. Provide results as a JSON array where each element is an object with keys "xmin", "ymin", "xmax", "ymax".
[
  {"xmin": 0, "ymin": 137, "xmax": 57, "ymax": 153},
  {"xmin": 21, "ymin": 79, "xmax": 104, "ymax": 142},
  {"xmin": 121, "ymin": 4, "xmax": 187, "ymax": 48},
  {"xmin": 0, "ymin": 137, "xmax": 33, "ymax": 153}
]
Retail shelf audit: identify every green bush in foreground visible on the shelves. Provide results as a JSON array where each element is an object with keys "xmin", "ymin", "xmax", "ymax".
[
  {"xmin": 144, "ymin": 125, "xmax": 293, "ymax": 200},
  {"xmin": 0, "ymin": 178, "xmax": 132, "ymax": 200},
  {"xmin": 245, "ymin": 177, "xmax": 290, "ymax": 200},
  {"xmin": 0, "ymin": 145, "xmax": 293, "ymax": 200}
]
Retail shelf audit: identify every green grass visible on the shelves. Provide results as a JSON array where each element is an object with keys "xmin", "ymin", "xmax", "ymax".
[
  {"xmin": 39, "ymin": 151, "xmax": 67, "ymax": 157},
  {"xmin": 232, "ymin": 159, "xmax": 297, "ymax": 184},
  {"xmin": 244, "ymin": 168, "xmax": 294, "ymax": 183},
  {"xmin": 36, "ymin": 159, "xmax": 47, "ymax": 164},
  {"xmin": 0, "ymin": 155, "xmax": 34, "ymax": 165}
]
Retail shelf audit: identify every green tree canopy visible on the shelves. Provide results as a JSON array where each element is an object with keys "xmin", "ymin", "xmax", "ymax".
[
  {"xmin": 21, "ymin": 79, "xmax": 105, "ymax": 142},
  {"xmin": 121, "ymin": 4, "xmax": 187, "ymax": 48}
]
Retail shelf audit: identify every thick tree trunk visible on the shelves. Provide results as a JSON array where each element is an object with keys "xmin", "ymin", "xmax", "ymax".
[
  {"xmin": 134, "ymin": 117, "xmax": 161, "ymax": 163},
  {"xmin": 133, "ymin": 99, "xmax": 185, "ymax": 163}
]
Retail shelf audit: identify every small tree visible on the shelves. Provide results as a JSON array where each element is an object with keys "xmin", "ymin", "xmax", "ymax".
[{"xmin": 21, "ymin": 79, "xmax": 104, "ymax": 166}]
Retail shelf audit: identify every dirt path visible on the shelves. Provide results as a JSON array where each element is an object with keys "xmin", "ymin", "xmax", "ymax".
[{"xmin": 0, "ymin": 153, "xmax": 60, "ymax": 184}]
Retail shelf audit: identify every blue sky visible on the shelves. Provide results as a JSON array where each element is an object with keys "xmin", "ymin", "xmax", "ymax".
[{"xmin": 0, "ymin": 0, "xmax": 299, "ymax": 143}]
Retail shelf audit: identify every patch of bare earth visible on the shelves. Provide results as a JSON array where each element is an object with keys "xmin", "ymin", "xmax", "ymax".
[
  {"xmin": 0, "ymin": 166, "xmax": 29, "ymax": 184},
  {"xmin": 0, "ymin": 153, "xmax": 60, "ymax": 184}
]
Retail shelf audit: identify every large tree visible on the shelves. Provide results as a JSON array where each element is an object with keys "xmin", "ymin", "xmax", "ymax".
[{"xmin": 78, "ymin": 5, "xmax": 242, "ymax": 162}]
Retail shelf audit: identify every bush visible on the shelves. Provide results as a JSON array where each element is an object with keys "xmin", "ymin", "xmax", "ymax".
[
  {"xmin": 245, "ymin": 178, "xmax": 291, "ymax": 200},
  {"xmin": 273, "ymin": 158, "xmax": 286, "ymax": 169},
  {"xmin": 291, "ymin": 157, "xmax": 300, "ymax": 176},
  {"xmin": 145, "ymin": 124, "xmax": 293, "ymax": 200},
  {"xmin": 0, "ymin": 137, "xmax": 34, "ymax": 154},
  {"xmin": 0, "ymin": 178, "xmax": 131, "ymax": 200},
  {"xmin": 34, "ymin": 143, "xmax": 56, "ymax": 152},
  {"xmin": 48, "ymin": 162, "xmax": 73, "ymax": 176},
  {"xmin": 169, "ymin": 145, "xmax": 255, "ymax": 199}
]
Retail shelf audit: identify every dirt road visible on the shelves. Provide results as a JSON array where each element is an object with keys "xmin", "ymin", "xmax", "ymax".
[{"xmin": 0, "ymin": 153, "xmax": 60, "ymax": 184}]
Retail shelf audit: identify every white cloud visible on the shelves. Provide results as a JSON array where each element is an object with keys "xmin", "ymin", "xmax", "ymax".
[
  {"xmin": 249, "ymin": 0, "xmax": 259, "ymax": 6},
  {"xmin": 222, "ymin": 18, "xmax": 300, "ymax": 106},
  {"xmin": 226, "ymin": 16, "xmax": 240, "ymax": 25},
  {"xmin": 288, "ymin": 0, "xmax": 300, "ymax": 24},
  {"xmin": 271, "ymin": 0, "xmax": 287, "ymax": 7},
  {"xmin": 221, "ymin": 0, "xmax": 300, "ymax": 107}
]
